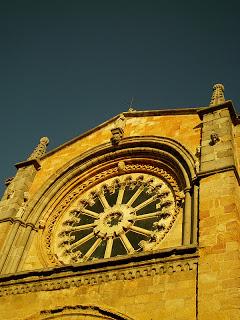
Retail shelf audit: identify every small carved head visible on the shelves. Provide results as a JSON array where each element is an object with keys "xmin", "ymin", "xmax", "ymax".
[
  {"xmin": 210, "ymin": 132, "xmax": 220, "ymax": 145},
  {"xmin": 118, "ymin": 161, "xmax": 125, "ymax": 172},
  {"xmin": 111, "ymin": 128, "xmax": 123, "ymax": 145},
  {"xmin": 195, "ymin": 146, "xmax": 201, "ymax": 158},
  {"xmin": 23, "ymin": 192, "xmax": 29, "ymax": 202},
  {"xmin": 38, "ymin": 220, "xmax": 45, "ymax": 230}
]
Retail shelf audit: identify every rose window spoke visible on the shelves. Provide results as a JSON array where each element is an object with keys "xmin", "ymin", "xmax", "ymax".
[
  {"xmin": 70, "ymin": 232, "xmax": 95, "ymax": 250},
  {"xmin": 98, "ymin": 192, "xmax": 110, "ymax": 209},
  {"xmin": 81, "ymin": 208, "xmax": 100, "ymax": 219},
  {"xmin": 129, "ymin": 225, "xmax": 153, "ymax": 236},
  {"xmin": 126, "ymin": 186, "xmax": 144, "ymax": 207},
  {"xmin": 134, "ymin": 211, "xmax": 162, "ymax": 220},
  {"xmin": 116, "ymin": 185, "xmax": 125, "ymax": 205},
  {"xmin": 82, "ymin": 238, "xmax": 102, "ymax": 261},
  {"xmin": 104, "ymin": 237, "xmax": 114, "ymax": 258},
  {"xmin": 69, "ymin": 223, "xmax": 97, "ymax": 232},
  {"xmin": 119, "ymin": 233, "xmax": 135, "ymax": 253},
  {"xmin": 133, "ymin": 195, "xmax": 158, "ymax": 211}
]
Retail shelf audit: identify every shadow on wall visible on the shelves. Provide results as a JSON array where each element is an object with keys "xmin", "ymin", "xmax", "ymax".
[{"xmin": 26, "ymin": 304, "xmax": 135, "ymax": 320}]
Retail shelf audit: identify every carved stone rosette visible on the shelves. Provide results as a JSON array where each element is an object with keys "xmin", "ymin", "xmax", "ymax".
[{"xmin": 40, "ymin": 160, "xmax": 182, "ymax": 267}]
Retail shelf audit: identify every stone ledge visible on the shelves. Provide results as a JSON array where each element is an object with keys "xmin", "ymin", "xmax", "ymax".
[
  {"xmin": 197, "ymin": 165, "xmax": 240, "ymax": 185},
  {"xmin": 42, "ymin": 108, "xmax": 200, "ymax": 159},
  {"xmin": 15, "ymin": 159, "xmax": 41, "ymax": 171},
  {"xmin": 0, "ymin": 245, "xmax": 198, "ymax": 297}
]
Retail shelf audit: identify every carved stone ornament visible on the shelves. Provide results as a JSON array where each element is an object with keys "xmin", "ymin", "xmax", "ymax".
[
  {"xmin": 128, "ymin": 107, "xmax": 136, "ymax": 112},
  {"xmin": 195, "ymin": 146, "xmax": 201, "ymax": 158},
  {"xmin": 210, "ymin": 132, "xmax": 220, "ymax": 145},
  {"xmin": 111, "ymin": 114, "xmax": 126, "ymax": 145},
  {"xmin": 118, "ymin": 160, "xmax": 126, "ymax": 173},
  {"xmin": 28, "ymin": 136, "xmax": 50, "ymax": 160},
  {"xmin": 209, "ymin": 83, "xmax": 225, "ymax": 106},
  {"xmin": 111, "ymin": 127, "xmax": 124, "ymax": 145},
  {"xmin": 41, "ymin": 162, "xmax": 182, "ymax": 267},
  {"xmin": 0, "ymin": 253, "xmax": 197, "ymax": 297}
]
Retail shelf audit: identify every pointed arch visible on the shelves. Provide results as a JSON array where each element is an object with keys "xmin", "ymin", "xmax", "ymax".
[
  {"xmin": 25, "ymin": 136, "xmax": 196, "ymax": 224},
  {"xmin": 1, "ymin": 136, "xmax": 199, "ymax": 273}
]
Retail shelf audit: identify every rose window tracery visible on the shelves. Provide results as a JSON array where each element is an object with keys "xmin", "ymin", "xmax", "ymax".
[{"xmin": 54, "ymin": 172, "xmax": 179, "ymax": 264}]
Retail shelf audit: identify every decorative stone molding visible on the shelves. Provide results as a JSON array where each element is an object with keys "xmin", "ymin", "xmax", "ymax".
[
  {"xmin": 41, "ymin": 161, "xmax": 182, "ymax": 266},
  {"xmin": 0, "ymin": 136, "xmax": 197, "ymax": 275},
  {"xmin": 0, "ymin": 248, "xmax": 198, "ymax": 297},
  {"xmin": 117, "ymin": 160, "xmax": 126, "ymax": 173},
  {"xmin": 0, "ymin": 217, "xmax": 38, "ymax": 231},
  {"xmin": 111, "ymin": 114, "xmax": 126, "ymax": 145},
  {"xmin": 111, "ymin": 127, "xmax": 124, "ymax": 145},
  {"xmin": 55, "ymin": 173, "xmax": 179, "ymax": 264},
  {"xmin": 25, "ymin": 136, "xmax": 197, "ymax": 223}
]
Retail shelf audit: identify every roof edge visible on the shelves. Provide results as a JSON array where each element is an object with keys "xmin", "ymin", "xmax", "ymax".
[
  {"xmin": 197, "ymin": 100, "xmax": 240, "ymax": 125},
  {"xmin": 42, "ymin": 106, "xmax": 204, "ymax": 159}
]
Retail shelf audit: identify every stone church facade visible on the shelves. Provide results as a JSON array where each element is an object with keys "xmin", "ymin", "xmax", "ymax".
[{"xmin": 0, "ymin": 84, "xmax": 239, "ymax": 319}]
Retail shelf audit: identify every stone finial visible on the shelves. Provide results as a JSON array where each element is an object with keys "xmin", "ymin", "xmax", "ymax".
[
  {"xmin": 27, "ymin": 137, "xmax": 49, "ymax": 160},
  {"xmin": 209, "ymin": 83, "xmax": 225, "ymax": 106}
]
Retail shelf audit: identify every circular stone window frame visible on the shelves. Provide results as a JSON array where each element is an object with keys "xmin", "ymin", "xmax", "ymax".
[
  {"xmin": 21, "ymin": 137, "xmax": 197, "ymax": 270},
  {"xmin": 40, "ymin": 158, "xmax": 183, "ymax": 267}
]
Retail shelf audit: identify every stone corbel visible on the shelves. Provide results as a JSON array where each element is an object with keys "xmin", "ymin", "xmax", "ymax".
[
  {"xmin": 111, "ymin": 127, "xmax": 124, "ymax": 145},
  {"xmin": 111, "ymin": 114, "xmax": 126, "ymax": 145}
]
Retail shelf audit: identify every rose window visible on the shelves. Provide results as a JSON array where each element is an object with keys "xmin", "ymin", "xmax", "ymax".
[{"xmin": 54, "ymin": 173, "xmax": 178, "ymax": 264}]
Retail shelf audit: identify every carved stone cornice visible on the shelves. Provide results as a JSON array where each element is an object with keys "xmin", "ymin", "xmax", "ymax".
[{"xmin": 0, "ymin": 246, "xmax": 198, "ymax": 297}]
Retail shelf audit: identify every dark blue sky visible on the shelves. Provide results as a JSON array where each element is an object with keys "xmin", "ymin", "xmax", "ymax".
[{"xmin": 0, "ymin": 1, "xmax": 239, "ymax": 196}]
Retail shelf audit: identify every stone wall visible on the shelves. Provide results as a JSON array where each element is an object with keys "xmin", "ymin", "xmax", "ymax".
[
  {"xmin": 0, "ymin": 249, "xmax": 197, "ymax": 320},
  {"xmin": 0, "ymin": 102, "xmax": 239, "ymax": 319},
  {"xmin": 28, "ymin": 112, "xmax": 201, "ymax": 198}
]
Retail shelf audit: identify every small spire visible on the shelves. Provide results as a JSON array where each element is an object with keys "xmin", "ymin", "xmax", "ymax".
[
  {"xmin": 209, "ymin": 83, "xmax": 225, "ymax": 106},
  {"xmin": 28, "ymin": 137, "xmax": 49, "ymax": 160}
]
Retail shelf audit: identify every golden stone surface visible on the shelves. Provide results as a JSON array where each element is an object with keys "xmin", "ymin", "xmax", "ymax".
[{"xmin": 0, "ymin": 94, "xmax": 239, "ymax": 319}]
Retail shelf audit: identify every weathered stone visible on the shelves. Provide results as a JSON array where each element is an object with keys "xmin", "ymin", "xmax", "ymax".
[{"xmin": 0, "ymin": 85, "xmax": 239, "ymax": 320}]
